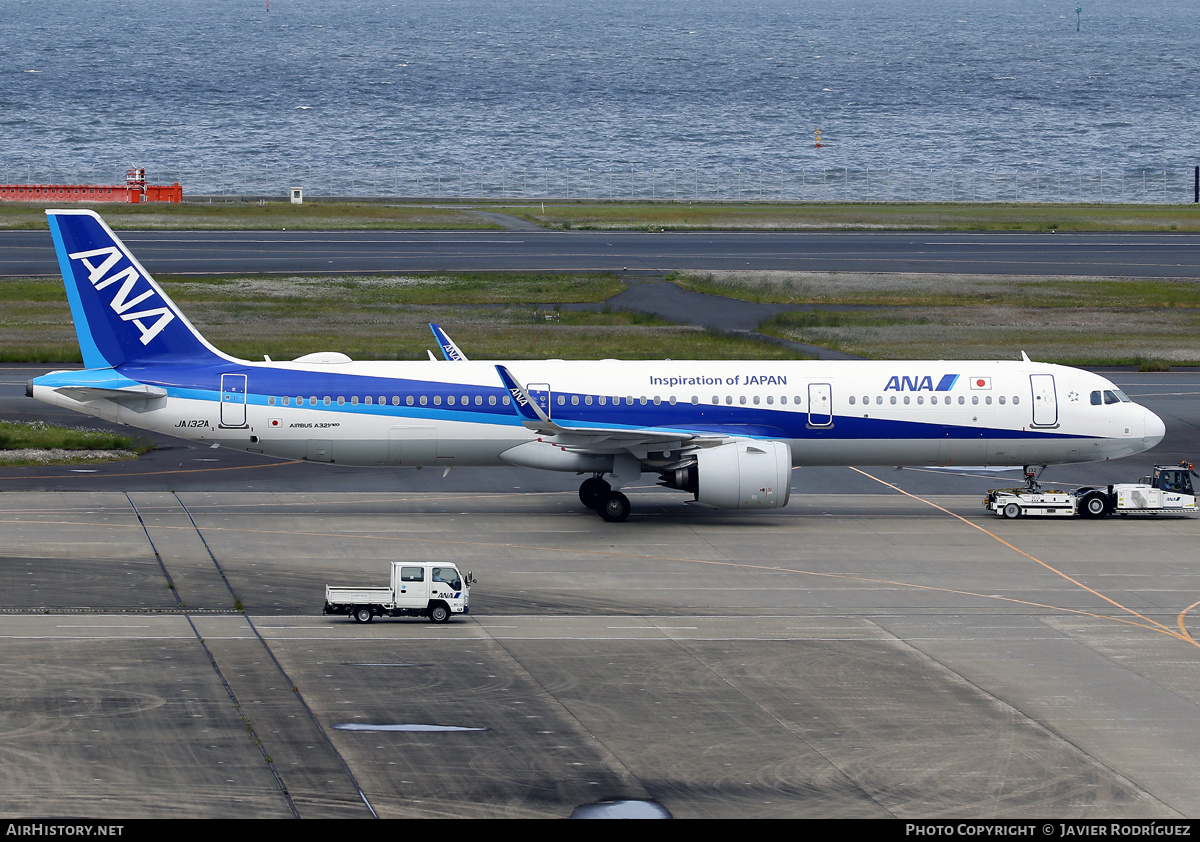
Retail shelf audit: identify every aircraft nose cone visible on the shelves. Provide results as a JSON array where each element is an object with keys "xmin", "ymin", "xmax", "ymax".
[{"xmin": 1144, "ymin": 408, "xmax": 1166, "ymax": 450}]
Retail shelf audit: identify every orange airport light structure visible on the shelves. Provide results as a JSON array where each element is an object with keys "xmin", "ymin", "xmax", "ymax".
[{"xmin": 0, "ymin": 168, "xmax": 182, "ymax": 204}]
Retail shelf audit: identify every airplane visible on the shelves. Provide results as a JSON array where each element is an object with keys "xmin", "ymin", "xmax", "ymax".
[{"xmin": 27, "ymin": 209, "xmax": 1166, "ymax": 522}]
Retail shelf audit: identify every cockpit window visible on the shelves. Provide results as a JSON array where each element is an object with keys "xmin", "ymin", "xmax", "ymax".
[{"xmin": 1094, "ymin": 389, "xmax": 1131, "ymax": 405}]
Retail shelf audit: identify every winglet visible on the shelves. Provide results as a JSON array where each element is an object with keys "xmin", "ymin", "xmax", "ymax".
[
  {"xmin": 430, "ymin": 323, "xmax": 468, "ymax": 361},
  {"xmin": 495, "ymin": 365, "xmax": 552, "ymax": 424}
]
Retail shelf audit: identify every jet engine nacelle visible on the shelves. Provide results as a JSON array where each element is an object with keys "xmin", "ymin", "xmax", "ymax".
[{"xmin": 662, "ymin": 440, "xmax": 793, "ymax": 510}]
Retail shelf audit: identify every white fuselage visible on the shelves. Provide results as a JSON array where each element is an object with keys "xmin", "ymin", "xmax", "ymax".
[{"xmin": 32, "ymin": 358, "xmax": 1165, "ymax": 470}]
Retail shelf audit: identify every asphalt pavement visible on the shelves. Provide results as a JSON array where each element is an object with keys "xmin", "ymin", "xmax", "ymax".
[{"xmin": 4, "ymin": 228, "xmax": 1200, "ymax": 278}]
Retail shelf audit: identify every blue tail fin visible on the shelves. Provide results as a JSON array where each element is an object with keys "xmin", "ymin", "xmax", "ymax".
[{"xmin": 47, "ymin": 209, "xmax": 230, "ymax": 369}]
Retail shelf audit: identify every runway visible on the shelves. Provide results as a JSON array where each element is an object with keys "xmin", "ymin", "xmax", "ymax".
[
  {"xmin": 3, "ymin": 368, "xmax": 1200, "ymax": 817},
  {"xmin": 4, "ymin": 228, "xmax": 1200, "ymax": 278}
]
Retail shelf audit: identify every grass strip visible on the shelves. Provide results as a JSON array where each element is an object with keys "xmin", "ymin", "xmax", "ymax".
[{"xmin": 3, "ymin": 199, "xmax": 1199, "ymax": 232}]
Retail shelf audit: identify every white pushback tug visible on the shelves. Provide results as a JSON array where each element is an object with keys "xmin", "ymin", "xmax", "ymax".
[{"xmin": 985, "ymin": 462, "xmax": 1198, "ymax": 519}]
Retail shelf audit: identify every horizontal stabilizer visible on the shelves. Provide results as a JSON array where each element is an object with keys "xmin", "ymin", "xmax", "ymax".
[{"xmin": 55, "ymin": 384, "xmax": 168, "ymax": 403}]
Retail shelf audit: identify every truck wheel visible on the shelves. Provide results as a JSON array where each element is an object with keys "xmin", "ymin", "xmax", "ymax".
[
  {"xmin": 428, "ymin": 603, "xmax": 450, "ymax": 624},
  {"xmin": 1081, "ymin": 494, "xmax": 1109, "ymax": 518},
  {"xmin": 1002, "ymin": 502, "xmax": 1021, "ymax": 519},
  {"xmin": 354, "ymin": 607, "xmax": 373, "ymax": 624}
]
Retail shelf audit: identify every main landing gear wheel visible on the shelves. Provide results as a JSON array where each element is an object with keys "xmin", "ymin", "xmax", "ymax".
[
  {"xmin": 579, "ymin": 477, "xmax": 611, "ymax": 510},
  {"xmin": 598, "ymin": 491, "xmax": 631, "ymax": 523}
]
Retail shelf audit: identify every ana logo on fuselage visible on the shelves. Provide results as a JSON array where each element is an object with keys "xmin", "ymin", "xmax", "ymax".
[
  {"xmin": 68, "ymin": 246, "xmax": 175, "ymax": 346},
  {"xmin": 884, "ymin": 374, "xmax": 960, "ymax": 392}
]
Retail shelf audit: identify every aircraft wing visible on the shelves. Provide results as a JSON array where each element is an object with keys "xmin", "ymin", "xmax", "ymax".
[{"xmin": 494, "ymin": 364, "xmax": 724, "ymax": 453}]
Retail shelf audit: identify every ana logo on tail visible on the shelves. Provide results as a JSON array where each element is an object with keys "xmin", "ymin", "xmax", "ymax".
[{"xmin": 68, "ymin": 245, "xmax": 176, "ymax": 346}]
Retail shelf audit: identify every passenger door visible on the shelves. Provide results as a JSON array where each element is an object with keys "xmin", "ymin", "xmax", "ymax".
[
  {"xmin": 807, "ymin": 383, "xmax": 832, "ymax": 427},
  {"xmin": 220, "ymin": 373, "xmax": 247, "ymax": 427},
  {"xmin": 1030, "ymin": 374, "xmax": 1058, "ymax": 427}
]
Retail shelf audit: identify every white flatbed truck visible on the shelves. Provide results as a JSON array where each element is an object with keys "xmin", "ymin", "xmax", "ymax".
[
  {"xmin": 323, "ymin": 561, "xmax": 474, "ymax": 623},
  {"xmin": 985, "ymin": 462, "xmax": 1197, "ymax": 519}
]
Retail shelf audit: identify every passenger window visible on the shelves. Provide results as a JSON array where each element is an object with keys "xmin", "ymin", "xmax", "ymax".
[
  {"xmin": 557, "ymin": 395, "xmax": 565, "ymax": 406},
  {"xmin": 571, "ymin": 395, "xmax": 579, "ymax": 406},
  {"xmin": 998, "ymin": 396, "xmax": 1005, "ymax": 405},
  {"xmin": 268, "ymin": 396, "xmax": 276, "ymax": 406},
  {"xmin": 889, "ymin": 396, "xmax": 897, "ymax": 405},
  {"xmin": 434, "ymin": 395, "xmax": 442, "ymax": 406},
  {"xmin": 447, "ymin": 395, "xmax": 455, "ymax": 406},
  {"xmin": 972, "ymin": 396, "xmax": 979, "ymax": 405},
  {"xmin": 849, "ymin": 396, "xmax": 856, "ymax": 405},
  {"xmin": 406, "ymin": 396, "xmax": 414, "ymax": 406},
  {"xmin": 488, "ymin": 395, "xmax": 496, "ymax": 405},
  {"xmin": 420, "ymin": 396, "xmax": 428, "ymax": 406}
]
